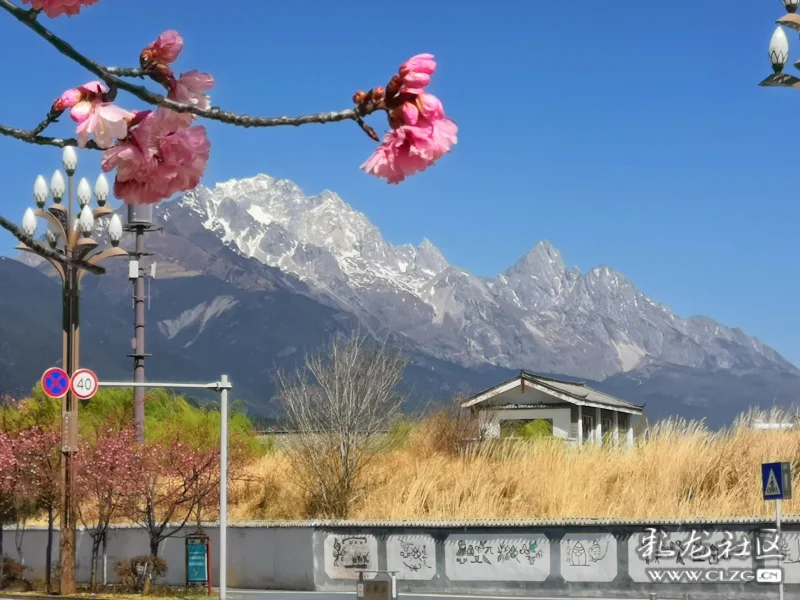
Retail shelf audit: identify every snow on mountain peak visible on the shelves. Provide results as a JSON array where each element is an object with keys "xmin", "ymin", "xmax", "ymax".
[
  {"xmin": 165, "ymin": 173, "xmax": 796, "ymax": 379},
  {"xmin": 170, "ymin": 174, "xmax": 453, "ymax": 301}
]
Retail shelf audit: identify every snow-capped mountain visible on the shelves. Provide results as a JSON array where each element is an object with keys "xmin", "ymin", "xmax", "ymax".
[{"xmin": 157, "ymin": 174, "xmax": 794, "ymax": 381}]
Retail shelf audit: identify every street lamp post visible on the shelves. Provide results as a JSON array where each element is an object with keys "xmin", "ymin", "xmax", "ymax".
[
  {"xmin": 15, "ymin": 146, "xmax": 128, "ymax": 595},
  {"xmin": 759, "ymin": 1, "xmax": 800, "ymax": 88}
]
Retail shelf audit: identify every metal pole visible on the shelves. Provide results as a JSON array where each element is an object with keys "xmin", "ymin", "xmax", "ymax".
[
  {"xmin": 102, "ymin": 530, "xmax": 107, "ymax": 586},
  {"xmin": 132, "ymin": 225, "xmax": 146, "ymax": 444},
  {"xmin": 219, "ymin": 374, "xmax": 228, "ymax": 600},
  {"xmin": 59, "ymin": 172, "xmax": 77, "ymax": 595},
  {"xmin": 777, "ymin": 498, "xmax": 784, "ymax": 600}
]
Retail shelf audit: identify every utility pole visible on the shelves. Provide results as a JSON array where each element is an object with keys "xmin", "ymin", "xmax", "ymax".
[{"xmin": 124, "ymin": 204, "xmax": 159, "ymax": 444}]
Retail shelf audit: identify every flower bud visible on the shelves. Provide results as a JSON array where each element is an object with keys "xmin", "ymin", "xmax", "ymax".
[
  {"xmin": 399, "ymin": 53, "xmax": 436, "ymax": 78},
  {"xmin": 353, "ymin": 90, "xmax": 367, "ymax": 104},
  {"xmin": 53, "ymin": 88, "xmax": 81, "ymax": 111}
]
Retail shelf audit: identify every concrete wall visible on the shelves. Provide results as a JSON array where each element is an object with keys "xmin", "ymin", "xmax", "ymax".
[
  {"xmin": 11, "ymin": 525, "xmax": 314, "ymax": 591},
  {"xmin": 11, "ymin": 519, "xmax": 800, "ymax": 599}
]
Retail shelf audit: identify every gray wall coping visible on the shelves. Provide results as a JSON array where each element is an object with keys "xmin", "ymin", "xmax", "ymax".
[{"xmin": 9, "ymin": 515, "xmax": 799, "ymax": 531}]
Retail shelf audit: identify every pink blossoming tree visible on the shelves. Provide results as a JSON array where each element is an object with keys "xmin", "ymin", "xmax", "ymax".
[
  {"xmin": 12, "ymin": 427, "xmax": 60, "ymax": 592},
  {"xmin": 0, "ymin": 431, "xmax": 17, "ymax": 588},
  {"xmin": 0, "ymin": 0, "xmax": 458, "ymax": 269},
  {"xmin": 75, "ymin": 425, "xmax": 140, "ymax": 591},
  {"xmin": 125, "ymin": 425, "xmax": 221, "ymax": 561}
]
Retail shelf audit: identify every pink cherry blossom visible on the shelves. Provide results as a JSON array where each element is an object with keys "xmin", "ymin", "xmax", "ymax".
[
  {"xmin": 418, "ymin": 93, "xmax": 445, "ymax": 120},
  {"xmin": 77, "ymin": 80, "xmax": 108, "ymax": 96},
  {"xmin": 361, "ymin": 115, "xmax": 458, "ymax": 184},
  {"xmin": 54, "ymin": 80, "xmax": 108, "ymax": 112},
  {"xmin": 54, "ymin": 88, "xmax": 81, "ymax": 111},
  {"xmin": 20, "ymin": 0, "xmax": 99, "ymax": 18},
  {"xmin": 75, "ymin": 102, "xmax": 134, "ymax": 149},
  {"xmin": 401, "ymin": 102, "xmax": 420, "ymax": 126},
  {"xmin": 399, "ymin": 53, "xmax": 436, "ymax": 78},
  {"xmin": 398, "ymin": 53, "xmax": 436, "ymax": 92},
  {"xmin": 141, "ymin": 30, "xmax": 184, "ymax": 64},
  {"xmin": 162, "ymin": 70, "xmax": 215, "ymax": 128},
  {"xmin": 101, "ymin": 108, "xmax": 210, "ymax": 205},
  {"xmin": 171, "ymin": 70, "xmax": 214, "ymax": 108}
]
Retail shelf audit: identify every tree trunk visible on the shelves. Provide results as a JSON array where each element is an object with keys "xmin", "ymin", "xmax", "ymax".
[
  {"xmin": 14, "ymin": 518, "xmax": 24, "ymax": 565},
  {"xmin": 45, "ymin": 505, "xmax": 54, "ymax": 593},
  {"xmin": 142, "ymin": 538, "xmax": 159, "ymax": 596},
  {"xmin": 149, "ymin": 535, "xmax": 159, "ymax": 560},
  {"xmin": 90, "ymin": 535, "xmax": 102, "ymax": 592}
]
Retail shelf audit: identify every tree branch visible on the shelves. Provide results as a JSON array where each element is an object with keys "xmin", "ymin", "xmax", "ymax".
[
  {"xmin": 0, "ymin": 214, "xmax": 106, "ymax": 275},
  {"xmin": 0, "ymin": 122, "xmax": 96, "ymax": 149},
  {"xmin": 0, "ymin": 0, "xmax": 384, "ymax": 134}
]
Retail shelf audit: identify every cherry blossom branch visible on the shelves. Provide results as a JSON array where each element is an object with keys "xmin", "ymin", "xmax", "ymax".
[
  {"xmin": 0, "ymin": 214, "xmax": 106, "ymax": 275},
  {"xmin": 0, "ymin": 0, "xmax": 383, "ymax": 139},
  {"xmin": 0, "ymin": 121, "xmax": 97, "ymax": 149}
]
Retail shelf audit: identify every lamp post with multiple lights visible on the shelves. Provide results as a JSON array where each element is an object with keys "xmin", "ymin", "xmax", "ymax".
[{"xmin": 15, "ymin": 146, "xmax": 128, "ymax": 595}]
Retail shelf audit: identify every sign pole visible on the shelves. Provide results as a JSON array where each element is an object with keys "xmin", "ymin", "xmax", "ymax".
[
  {"xmin": 777, "ymin": 497, "xmax": 784, "ymax": 600},
  {"xmin": 94, "ymin": 377, "xmax": 231, "ymax": 598},
  {"xmin": 762, "ymin": 461, "xmax": 791, "ymax": 599},
  {"xmin": 220, "ymin": 374, "xmax": 229, "ymax": 600}
]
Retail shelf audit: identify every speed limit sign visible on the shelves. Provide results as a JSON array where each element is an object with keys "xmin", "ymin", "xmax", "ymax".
[{"xmin": 71, "ymin": 368, "xmax": 99, "ymax": 400}]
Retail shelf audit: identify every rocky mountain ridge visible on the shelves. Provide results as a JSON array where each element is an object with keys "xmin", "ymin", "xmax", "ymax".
[{"xmin": 160, "ymin": 174, "xmax": 793, "ymax": 381}]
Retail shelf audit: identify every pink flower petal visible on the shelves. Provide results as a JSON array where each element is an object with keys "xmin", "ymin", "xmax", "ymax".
[{"xmin": 70, "ymin": 101, "xmax": 93, "ymax": 124}]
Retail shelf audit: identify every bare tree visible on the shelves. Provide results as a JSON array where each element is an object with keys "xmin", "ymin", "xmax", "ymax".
[{"xmin": 276, "ymin": 331, "xmax": 409, "ymax": 518}]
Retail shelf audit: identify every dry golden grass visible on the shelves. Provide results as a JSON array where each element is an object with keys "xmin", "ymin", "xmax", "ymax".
[{"xmin": 232, "ymin": 408, "xmax": 800, "ymax": 521}]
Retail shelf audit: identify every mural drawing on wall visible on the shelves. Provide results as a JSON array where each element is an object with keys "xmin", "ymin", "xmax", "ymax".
[
  {"xmin": 565, "ymin": 539, "xmax": 610, "ymax": 567},
  {"xmin": 455, "ymin": 540, "xmax": 493, "ymax": 565},
  {"xmin": 561, "ymin": 534, "xmax": 618, "ymax": 583},
  {"xmin": 497, "ymin": 540, "xmax": 545, "ymax": 565},
  {"xmin": 399, "ymin": 540, "xmax": 432, "ymax": 572},
  {"xmin": 446, "ymin": 535, "xmax": 551, "ymax": 581},
  {"xmin": 387, "ymin": 535, "xmax": 436, "ymax": 580},
  {"xmin": 770, "ymin": 535, "xmax": 800, "ymax": 564},
  {"xmin": 333, "ymin": 536, "xmax": 371, "ymax": 570}
]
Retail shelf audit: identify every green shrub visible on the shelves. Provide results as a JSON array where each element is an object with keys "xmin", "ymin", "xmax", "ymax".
[
  {"xmin": 1, "ymin": 385, "xmax": 261, "ymax": 457},
  {"xmin": 519, "ymin": 419, "xmax": 553, "ymax": 439}
]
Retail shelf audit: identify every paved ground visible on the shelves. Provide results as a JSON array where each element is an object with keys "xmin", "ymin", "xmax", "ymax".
[{"xmin": 225, "ymin": 591, "xmax": 674, "ymax": 600}]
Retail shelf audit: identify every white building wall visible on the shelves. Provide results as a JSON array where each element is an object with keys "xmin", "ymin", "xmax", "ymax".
[{"xmin": 479, "ymin": 407, "xmax": 572, "ymax": 440}]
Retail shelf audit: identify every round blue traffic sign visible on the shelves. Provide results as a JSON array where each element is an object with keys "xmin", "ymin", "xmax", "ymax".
[{"xmin": 41, "ymin": 367, "xmax": 70, "ymax": 399}]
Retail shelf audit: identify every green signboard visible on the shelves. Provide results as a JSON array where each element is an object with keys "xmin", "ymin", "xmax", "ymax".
[{"xmin": 186, "ymin": 535, "xmax": 209, "ymax": 587}]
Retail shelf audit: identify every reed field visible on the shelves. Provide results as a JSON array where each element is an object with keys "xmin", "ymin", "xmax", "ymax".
[{"xmin": 230, "ymin": 407, "xmax": 800, "ymax": 522}]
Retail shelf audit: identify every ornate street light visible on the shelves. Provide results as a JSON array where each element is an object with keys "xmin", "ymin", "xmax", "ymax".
[
  {"xmin": 759, "ymin": 2, "xmax": 800, "ymax": 87},
  {"xmin": 14, "ymin": 146, "xmax": 128, "ymax": 595}
]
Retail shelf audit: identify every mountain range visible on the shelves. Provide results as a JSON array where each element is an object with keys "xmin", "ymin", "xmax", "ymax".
[{"xmin": 5, "ymin": 174, "xmax": 799, "ymax": 427}]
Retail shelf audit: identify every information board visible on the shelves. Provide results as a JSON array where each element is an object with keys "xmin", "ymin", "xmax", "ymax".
[{"xmin": 186, "ymin": 535, "xmax": 209, "ymax": 589}]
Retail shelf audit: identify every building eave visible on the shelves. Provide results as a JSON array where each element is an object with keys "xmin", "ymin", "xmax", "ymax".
[{"xmin": 461, "ymin": 372, "xmax": 644, "ymax": 415}]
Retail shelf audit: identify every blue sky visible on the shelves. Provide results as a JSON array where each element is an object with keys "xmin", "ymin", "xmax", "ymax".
[{"xmin": 0, "ymin": 1, "xmax": 798, "ymax": 363}]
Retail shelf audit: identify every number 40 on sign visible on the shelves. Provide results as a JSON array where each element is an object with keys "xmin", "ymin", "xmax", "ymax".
[{"xmin": 71, "ymin": 369, "xmax": 99, "ymax": 400}]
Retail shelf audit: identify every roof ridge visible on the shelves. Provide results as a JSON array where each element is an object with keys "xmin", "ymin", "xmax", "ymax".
[
  {"xmin": 522, "ymin": 370, "xmax": 643, "ymax": 410},
  {"xmin": 521, "ymin": 370, "xmax": 586, "ymax": 386}
]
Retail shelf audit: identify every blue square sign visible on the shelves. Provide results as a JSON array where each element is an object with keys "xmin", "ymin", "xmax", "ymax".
[{"xmin": 762, "ymin": 462, "xmax": 792, "ymax": 501}]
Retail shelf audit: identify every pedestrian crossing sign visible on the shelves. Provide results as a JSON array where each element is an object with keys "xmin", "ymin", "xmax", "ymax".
[{"xmin": 762, "ymin": 462, "xmax": 792, "ymax": 501}]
